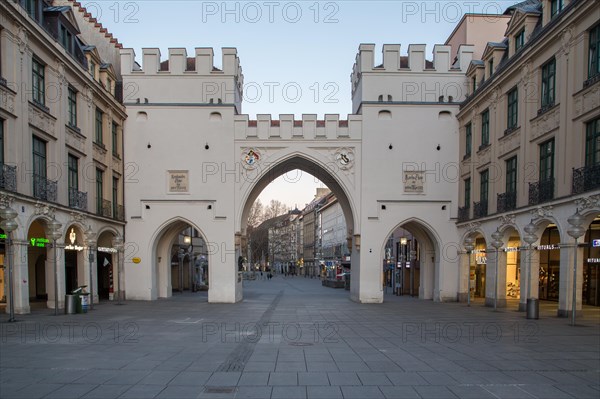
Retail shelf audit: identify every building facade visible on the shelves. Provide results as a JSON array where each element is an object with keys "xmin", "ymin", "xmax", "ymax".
[
  {"xmin": 0, "ymin": 0, "xmax": 126, "ymax": 313},
  {"xmin": 3, "ymin": 0, "xmax": 597, "ymax": 314},
  {"xmin": 317, "ymin": 192, "xmax": 350, "ymax": 277},
  {"xmin": 456, "ymin": 0, "xmax": 600, "ymax": 314}
]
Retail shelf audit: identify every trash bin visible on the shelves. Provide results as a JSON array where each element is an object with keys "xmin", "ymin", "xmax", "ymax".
[
  {"xmin": 71, "ymin": 286, "xmax": 88, "ymax": 314},
  {"xmin": 80, "ymin": 293, "xmax": 90, "ymax": 313},
  {"xmin": 526, "ymin": 298, "xmax": 539, "ymax": 319},
  {"xmin": 65, "ymin": 295, "xmax": 76, "ymax": 314}
]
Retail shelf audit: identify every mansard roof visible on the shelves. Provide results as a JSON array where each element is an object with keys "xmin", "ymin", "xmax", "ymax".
[
  {"xmin": 504, "ymin": 0, "xmax": 542, "ymax": 15},
  {"xmin": 44, "ymin": 5, "xmax": 81, "ymax": 34}
]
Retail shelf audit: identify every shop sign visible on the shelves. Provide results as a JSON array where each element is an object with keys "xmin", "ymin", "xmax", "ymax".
[
  {"xmin": 536, "ymin": 244, "xmax": 560, "ymax": 250},
  {"xmin": 30, "ymin": 237, "xmax": 50, "ymax": 247},
  {"xmin": 64, "ymin": 228, "xmax": 83, "ymax": 251},
  {"xmin": 98, "ymin": 247, "xmax": 117, "ymax": 253}
]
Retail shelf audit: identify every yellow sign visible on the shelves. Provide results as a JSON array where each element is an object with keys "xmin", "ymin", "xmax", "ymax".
[{"xmin": 132, "ymin": 257, "xmax": 141, "ymax": 264}]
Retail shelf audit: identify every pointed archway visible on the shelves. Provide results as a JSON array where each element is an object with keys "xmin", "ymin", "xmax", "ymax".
[{"xmin": 237, "ymin": 154, "xmax": 358, "ymax": 298}]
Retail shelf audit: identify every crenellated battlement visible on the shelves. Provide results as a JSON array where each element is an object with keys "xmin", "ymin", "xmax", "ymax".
[
  {"xmin": 351, "ymin": 43, "xmax": 474, "ymax": 113},
  {"xmin": 234, "ymin": 114, "xmax": 362, "ymax": 140},
  {"xmin": 352, "ymin": 43, "xmax": 474, "ymax": 77},
  {"xmin": 120, "ymin": 47, "xmax": 243, "ymax": 82},
  {"xmin": 120, "ymin": 47, "xmax": 244, "ymax": 109}
]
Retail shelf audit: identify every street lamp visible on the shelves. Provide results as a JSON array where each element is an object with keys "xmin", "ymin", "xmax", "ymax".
[
  {"xmin": 490, "ymin": 228, "xmax": 504, "ymax": 311},
  {"xmin": 113, "ymin": 234, "xmax": 124, "ymax": 305},
  {"xmin": 523, "ymin": 221, "xmax": 538, "ymax": 319},
  {"xmin": 47, "ymin": 217, "xmax": 62, "ymax": 316},
  {"xmin": 567, "ymin": 209, "xmax": 586, "ymax": 326},
  {"xmin": 463, "ymin": 235, "xmax": 475, "ymax": 307},
  {"xmin": 84, "ymin": 226, "xmax": 96, "ymax": 310},
  {"xmin": 0, "ymin": 206, "xmax": 18, "ymax": 322},
  {"xmin": 399, "ymin": 237, "xmax": 407, "ymax": 296},
  {"xmin": 178, "ymin": 247, "xmax": 185, "ymax": 293}
]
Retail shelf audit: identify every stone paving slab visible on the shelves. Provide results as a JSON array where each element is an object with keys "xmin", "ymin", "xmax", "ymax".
[{"xmin": 1, "ymin": 276, "xmax": 599, "ymax": 399}]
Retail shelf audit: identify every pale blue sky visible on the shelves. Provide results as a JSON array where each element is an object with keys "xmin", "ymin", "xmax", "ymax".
[{"xmin": 97, "ymin": 0, "xmax": 519, "ymax": 208}]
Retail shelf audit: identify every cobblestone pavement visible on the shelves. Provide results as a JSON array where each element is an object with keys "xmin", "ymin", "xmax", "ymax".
[{"xmin": 1, "ymin": 276, "xmax": 599, "ymax": 398}]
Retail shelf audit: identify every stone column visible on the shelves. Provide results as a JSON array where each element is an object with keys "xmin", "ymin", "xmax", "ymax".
[
  {"xmin": 9, "ymin": 240, "xmax": 31, "ymax": 314},
  {"xmin": 458, "ymin": 251, "xmax": 470, "ymax": 303},
  {"xmin": 485, "ymin": 247, "xmax": 507, "ymax": 307},
  {"xmin": 46, "ymin": 242, "xmax": 65, "ymax": 310},
  {"xmin": 558, "ymin": 244, "xmax": 584, "ymax": 318}
]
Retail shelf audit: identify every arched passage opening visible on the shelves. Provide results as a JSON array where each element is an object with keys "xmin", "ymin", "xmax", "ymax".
[
  {"xmin": 63, "ymin": 224, "xmax": 85, "ymax": 295},
  {"xmin": 381, "ymin": 220, "xmax": 439, "ymax": 301},
  {"xmin": 26, "ymin": 219, "xmax": 50, "ymax": 307},
  {"xmin": 97, "ymin": 230, "xmax": 117, "ymax": 301},
  {"xmin": 238, "ymin": 155, "xmax": 357, "ymax": 294},
  {"xmin": 151, "ymin": 219, "xmax": 209, "ymax": 299},
  {"xmin": 500, "ymin": 226, "xmax": 523, "ymax": 308}
]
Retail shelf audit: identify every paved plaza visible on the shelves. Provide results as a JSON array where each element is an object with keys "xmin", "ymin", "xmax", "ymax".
[{"xmin": 1, "ymin": 276, "xmax": 599, "ymax": 399}]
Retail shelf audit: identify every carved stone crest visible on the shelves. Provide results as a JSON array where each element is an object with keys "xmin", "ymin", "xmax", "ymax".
[
  {"xmin": 333, "ymin": 147, "xmax": 355, "ymax": 170},
  {"xmin": 530, "ymin": 206, "xmax": 553, "ymax": 220},
  {"xmin": 498, "ymin": 214, "xmax": 516, "ymax": 227},
  {"xmin": 35, "ymin": 203, "xmax": 56, "ymax": 218},
  {"xmin": 0, "ymin": 194, "xmax": 15, "ymax": 208},
  {"xmin": 70, "ymin": 212, "xmax": 87, "ymax": 224},
  {"xmin": 575, "ymin": 195, "xmax": 600, "ymax": 211},
  {"xmin": 241, "ymin": 148, "xmax": 261, "ymax": 170}
]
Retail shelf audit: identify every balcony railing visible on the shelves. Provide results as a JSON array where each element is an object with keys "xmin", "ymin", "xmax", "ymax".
[
  {"xmin": 583, "ymin": 74, "xmax": 600, "ymax": 89},
  {"xmin": 572, "ymin": 164, "xmax": 600, "ymax": 195},
  {"xmin": 473, "ymin": 200, "xmax": 488, "ymax": 219},
  {"xmin": 497, "ymin": 191, "xmax": 517, "ymax": 213},
  {"xmin": 102, "ymin": 199, "xmax": 112, "ymax": 218},
  {"xmin": 115, "ymin": 204, "xmax": 125, "ymax": 221},
  {"xmin": 457, "ymin": 206, "xmax": 470, "ymax": 223},
  {"xmin": 33, "ymin": 174, "xmax": 57, "ymax": 202},
  {"xmin": 529, "ymin": 178, "xmax": 554, "ymax": 205},
  {"xmin": 68, "ymin": 188, "xmax": 88, "ymax": 211},
  {"xmin": 0, "ymin": 164, "xmax": 17, "ymax": 192}
]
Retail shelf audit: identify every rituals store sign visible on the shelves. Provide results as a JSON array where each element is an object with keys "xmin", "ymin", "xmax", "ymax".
[
  {"xmin": 404, "ymin": 171, "xmax": 424, "ymax": 193},
  {"xmin": 168, "ymin": 171, "xmax": 189, "ymax": 193}
]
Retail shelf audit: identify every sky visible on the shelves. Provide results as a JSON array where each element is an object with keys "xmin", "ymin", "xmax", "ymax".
[{"xmin": 96, "ymin": 0, "xmax": 520, "ymax": 208}]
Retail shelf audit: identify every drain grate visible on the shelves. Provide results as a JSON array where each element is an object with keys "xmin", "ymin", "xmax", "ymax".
[{"xmin": 204, "ymin": 387, "xmax": 237, "ymax": 394}]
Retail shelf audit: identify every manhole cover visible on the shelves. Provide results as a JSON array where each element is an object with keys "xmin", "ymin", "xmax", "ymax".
[
  {"xmin": 288, "ymin": 342, "xmax": 314, "ymax": 346},
  {"xmin": 204, "ymin": 387, "xmax": 237, "ymax": 394}
]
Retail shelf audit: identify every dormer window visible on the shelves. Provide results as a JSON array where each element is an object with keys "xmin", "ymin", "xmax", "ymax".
[
  {"xmin": 25, "ymin": 0, "xmax": 38, "ymax": 19},
  {"xmin": 89, "ymin": 60, "xmax": 96, "ymax": 79},
  {"xmin": 550, "ymin": 0, "xmax": 563, "ymax": 19},
  {"xmin": 60, "ymin": 24, "xmax": 73, "ymax": 54},
  {"xmin": 589, "ymin": 23, "xmax": 600, "ymax": 79},
  {"xmin": 515, "ymin": 29, "xmax": 525, "ymax": 53}
]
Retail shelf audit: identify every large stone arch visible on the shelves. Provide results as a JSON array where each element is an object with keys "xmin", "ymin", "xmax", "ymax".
[
  {"xmin": 150, "ymin": 217, "xmax": 210, "ymax": 300},
  {"xmin": 235, "ymin": 152, "xmax": 360, "ymax": 298},
  {"xmin": 237, "ymin": 153, "xmax": 358, "ymax": 237},
  {"xmin": 381, "ymin": 218, "xmax": 444, "ymax": 301}
]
